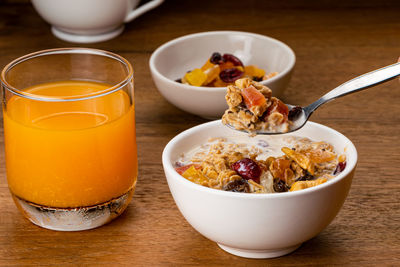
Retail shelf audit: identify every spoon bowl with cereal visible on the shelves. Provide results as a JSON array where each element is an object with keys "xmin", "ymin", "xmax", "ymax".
[{"xmin": 223, "ymin": 62, "xmax": 400, "ymax": 135}]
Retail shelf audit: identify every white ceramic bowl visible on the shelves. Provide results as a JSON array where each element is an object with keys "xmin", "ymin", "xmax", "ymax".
[
  {"xmin": 150, "ymin": 31, "xmax": 296, "ymax": 119},
  {"xmin": 162, "ymin": 120, "xmax": 357, "ymax": 258}
]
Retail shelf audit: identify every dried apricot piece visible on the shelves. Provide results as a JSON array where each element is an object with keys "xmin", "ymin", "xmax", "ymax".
[
  {"xmin": 184, "ymin": 68, "xmax": 207, "ymax": 86},
  {"xmin": 203, "ymin": 64, "xmax": 220, "ymax": 85},
  {"xmin": 219, "ymin": 61, "xmax": 236, "ymax": 71},
  {"xmin": 212, "ymin": 77, "xmax": 229, "ymax": 87},
  {"xmin": 201, "ymin": 59, "xmax": 215, "ymax": 71},
  {"xmin": 181, "ymin": 165, "xmax": 209, "ymax": 185},
  {"xmin": 241, "ymin": 85, "xmax": 266, "ymax": 109},
  {"xmin": 244, "ymin": 65, "xmax": 266, "ymax": 78}
]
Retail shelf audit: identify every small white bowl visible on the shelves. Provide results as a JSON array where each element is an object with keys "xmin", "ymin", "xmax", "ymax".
[
  {"xmin": 150, "ymin": 31, "xmax": 296, "ymax": 119},
  {"xmin": 162, "ymin": 120, "xmax": 357, "ymax": 259}
]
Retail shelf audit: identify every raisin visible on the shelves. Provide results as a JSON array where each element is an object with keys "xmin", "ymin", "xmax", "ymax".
[
  {"xmin": 238, "ymin": 102, "xmax": 247, "ymax": 110},
  {"xmin": 231, "ymin": 158, "xmax": 261, "ymax": 183},
  {"xmin": 273, "ymin": 178, "xmax": 289, "ymax": 192},
  {"xmin": 175, "ymin": 78, "xmax": 182, "ymax": 83},
  {"xmin": 210, "ymin": 52, "xmax": 222, "ymax": 64},
  {"xmin": 223, "ymin": 178, "xmax": 250, "ymax": 193},
  {"xmin": 252, "ymin": 76, "xmax": 263, "ymax": 82},
  {"xmin": 219, "ymin": 68, "xmax": 244, "ymax": 83},
  {"xmin": 222, "ymin": 53, "xmax": 244, "ymax": 66},
  {"xmin": 333, "ymin": 161, "xmax": 346, "ymax": 175},
  {"xmin": 288, "ymin": 106, "xmax": 303, "ymax": 121},
  {"xmin": 295, "ymin": 172, "xmax": 315, "ymax": 182}
]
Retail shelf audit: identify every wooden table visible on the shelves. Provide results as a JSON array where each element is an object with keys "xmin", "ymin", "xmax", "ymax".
[{"xmin": 1, "ymin": 0, "xmax": 399, "ymax": 265}]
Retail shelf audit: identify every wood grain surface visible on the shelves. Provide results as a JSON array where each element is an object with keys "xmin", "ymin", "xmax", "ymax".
[{"xmin": 0, "ymin": 0, "xmax": 399, "ymax": 266}]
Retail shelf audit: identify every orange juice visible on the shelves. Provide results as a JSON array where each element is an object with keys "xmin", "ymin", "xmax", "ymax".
[{"xmin": 3, "ymin": 81, "xmax": 137, "ymax": 208}]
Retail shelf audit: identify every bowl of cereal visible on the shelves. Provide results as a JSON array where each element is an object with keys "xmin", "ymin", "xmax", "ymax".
[
  {"xmin": 149, "ymin": 31, "xmax": 295, "ymax": 119},
  {"xmin": 162, "ymin": 120, "xmax": 357, "ymax": 258}
]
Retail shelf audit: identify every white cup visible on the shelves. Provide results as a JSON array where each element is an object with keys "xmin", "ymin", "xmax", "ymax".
[{"xmin": 31, "ymin": 0, "xmax": 164, "ymax": 43}]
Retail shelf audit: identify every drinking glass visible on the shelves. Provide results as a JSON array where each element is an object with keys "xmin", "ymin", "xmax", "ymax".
[{"xmin": 1, "ymin": 48, "xmax": 137, "ymax": 231}]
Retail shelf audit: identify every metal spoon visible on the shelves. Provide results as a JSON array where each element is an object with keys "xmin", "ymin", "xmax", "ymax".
[{"xmin": 226, "ymin": 61, "xmax": 400, "ymax": 134}]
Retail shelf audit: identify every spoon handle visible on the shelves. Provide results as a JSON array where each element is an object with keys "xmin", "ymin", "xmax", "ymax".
[{"xmin": 304, "ymin": 62, "xmax": 400, "ymax": 115}]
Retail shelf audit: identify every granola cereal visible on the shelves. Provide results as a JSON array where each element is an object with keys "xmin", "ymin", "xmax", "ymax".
[
  {"xmin": 222, "ymin": 78, "xmax": 292, "ymax": 135},
  {"xmin": 175, "ymin": 136, "xmax": 346, "ymax": 193}
]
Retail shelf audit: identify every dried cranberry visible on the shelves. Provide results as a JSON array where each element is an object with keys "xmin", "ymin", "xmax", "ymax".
[
  {"xmin": 222, "ymin": 53, "xmax": 244, "ymax": 66},
  {"xmin": 288, "ymin": 106, "xmax": 303, "ymax": 121},
  {"xmin": 273, "ymin": 178, "xmax": 289, "ymax": 192},
  {"xmin": 231, "ymin": 158, "xmax": 261, "ymax": 183},
  {"xmin": 219, "ymin": 68, "xmax": 244, "ymax": 83},
  {"xmin": 223, "ymin": 178, "xmax": 250, "ymax": 193},
  {"xmin": 333, "ymin": 161, "xmax": 346, "ymax": 175},
  {"xmin": 210, "ymin": 52, "xmax": 222, "ymax": 64}
]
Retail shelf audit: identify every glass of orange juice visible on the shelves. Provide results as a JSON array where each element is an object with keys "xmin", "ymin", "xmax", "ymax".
[{"xmin": 1, "ymin": 48, "xmax": 137, "ymax": 231}]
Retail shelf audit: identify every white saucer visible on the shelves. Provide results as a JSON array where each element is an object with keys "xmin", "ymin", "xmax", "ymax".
[{"xmin": 51, "ymin": 26, "xmax": 124, "ymax": 43}]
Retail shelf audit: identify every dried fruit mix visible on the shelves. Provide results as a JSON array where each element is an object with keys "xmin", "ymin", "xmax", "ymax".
[{"xmin": 178, "ymin": 52, "xmax": 277, "ymax": 87}]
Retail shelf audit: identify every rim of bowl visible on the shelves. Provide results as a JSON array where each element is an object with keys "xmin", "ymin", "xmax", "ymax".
[
  {"xmin": 149, "ymin": 31, "xmax": 296, "ymax": 93},
  {"xmin": 162, "ymin": 120, "xmax": 358, "ymax": 199}
]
